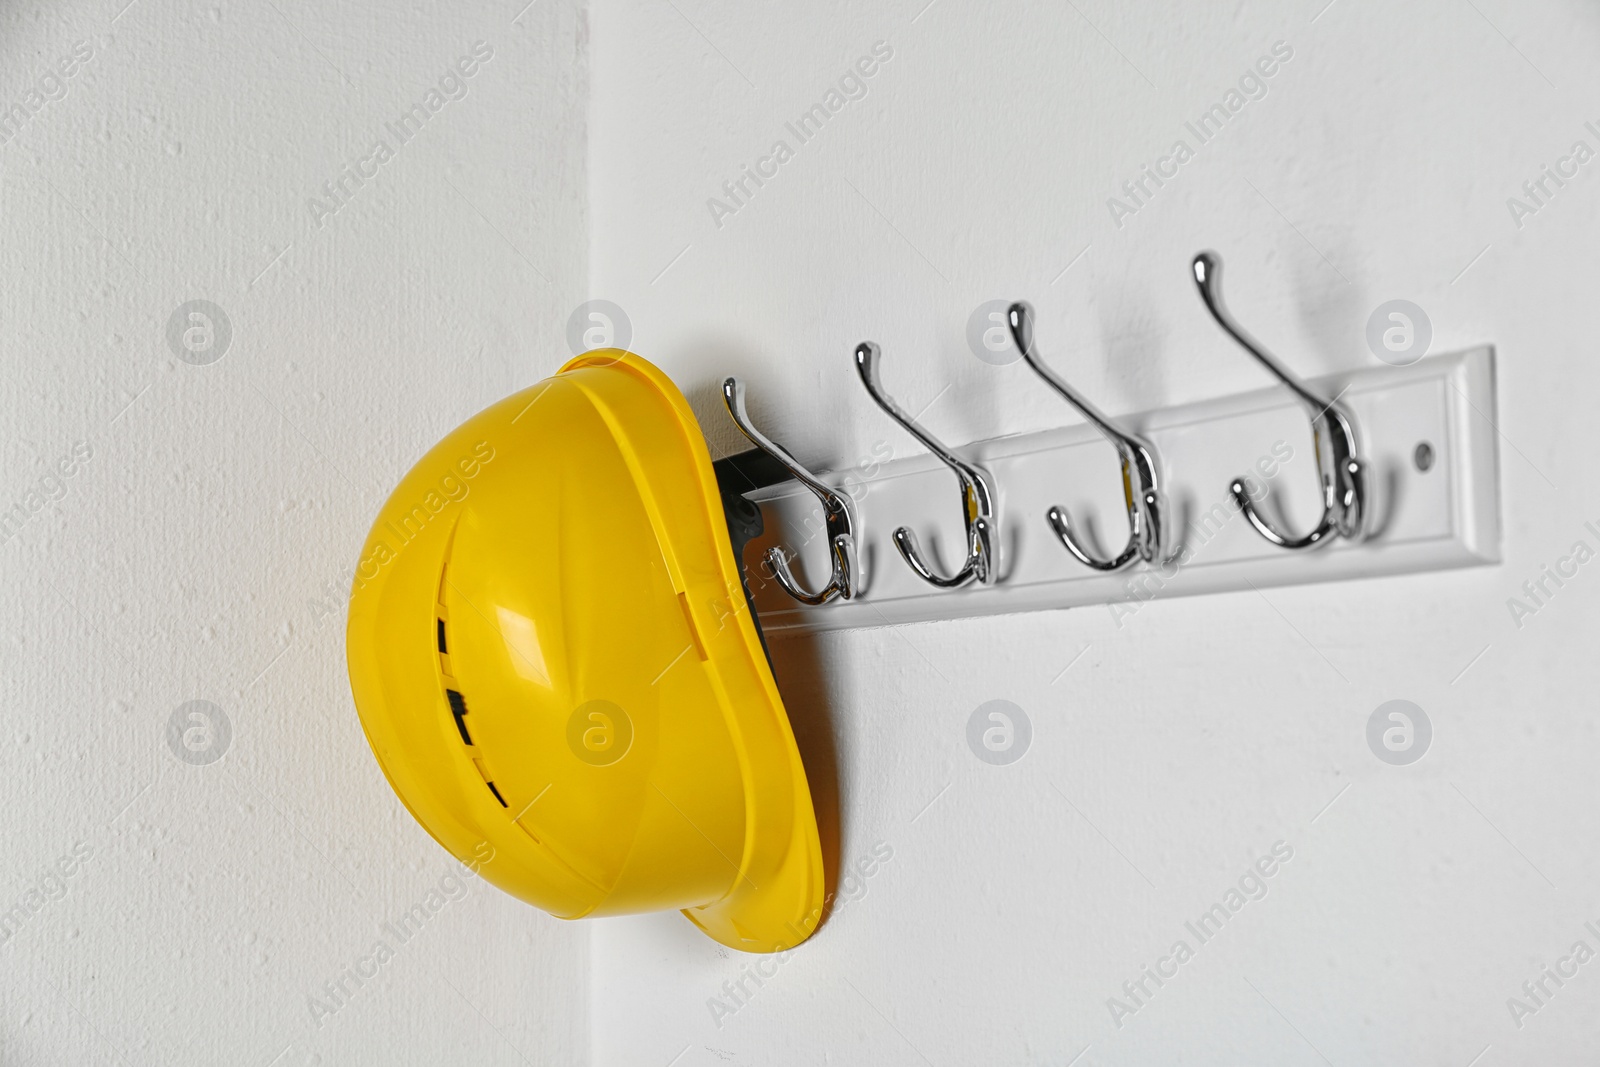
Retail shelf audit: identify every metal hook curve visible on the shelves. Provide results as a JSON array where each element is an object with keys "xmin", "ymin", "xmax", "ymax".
[
  {"xmin": 722, "ymin": 378, "xmax": 858, "ymax": 604},
  {"xmin": 1191, "ymin": 251, "xmax": 1367, "ymax": 550},
  {"xmin": 853, "ymin": 342, "xmax": 997, "ymax": 587},
  {"xmin": 1006, "ymin": 302, "xmax": 1167, "ymax": 572}
]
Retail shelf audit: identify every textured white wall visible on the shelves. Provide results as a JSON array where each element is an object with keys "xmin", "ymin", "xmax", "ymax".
[
  {"xmin": 589, "ymin": 1, "xmax": 1600, "ymax": 1065},
  {"xmin": 0, "ymin": 1, "xmax": 590, "ymax": 1064},
  {"xmin": 9, "ymin": 1, "xmax": 1600, "ymax": 1064}
]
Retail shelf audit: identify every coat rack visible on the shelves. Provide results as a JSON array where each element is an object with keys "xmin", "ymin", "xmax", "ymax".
[{"xmin": 717, "ymin": 251, "xmax": 1501, "ymax": 635}]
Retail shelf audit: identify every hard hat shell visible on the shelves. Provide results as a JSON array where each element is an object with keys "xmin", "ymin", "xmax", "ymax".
[{"xmin": 345, "ymin": 350, "xmax": 825, "ymax": 953}]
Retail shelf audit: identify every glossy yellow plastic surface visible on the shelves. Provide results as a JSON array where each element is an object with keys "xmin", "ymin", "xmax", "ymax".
[{"xmin": 345, "ymin": 351, "xmax": 824, "ymax": 953}]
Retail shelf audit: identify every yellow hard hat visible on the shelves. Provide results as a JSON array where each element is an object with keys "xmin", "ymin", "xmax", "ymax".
[{"xmin": 345, "ymin": 350, "xmax": 825, "ymax": 953}]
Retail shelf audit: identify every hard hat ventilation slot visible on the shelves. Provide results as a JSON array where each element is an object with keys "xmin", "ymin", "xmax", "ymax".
[
  {"xmin": 434, "ymin": 618, "xmax": 507, "ymax": 810},
  {"xmin": 468, "ymin": 756, "xmax": 509, "ymax": 807},
  {"xmin": 445, "ymin": 688, "xmax": 473, "ymax": 745}
]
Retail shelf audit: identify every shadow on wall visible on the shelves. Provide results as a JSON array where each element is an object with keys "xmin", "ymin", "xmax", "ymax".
[{"xmin": 765, "ymin": 608, "xmax": 843, "ymax": 935}]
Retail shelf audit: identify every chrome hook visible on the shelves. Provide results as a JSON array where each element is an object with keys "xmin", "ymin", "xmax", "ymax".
[
  {"xmin": 853, "ymin": 342, "xmax": 997, "ymax": 587},
  {"xmin": 1191, "ymin": 251, "xmax": 1367, "ymax": 550},
  {"xmin": 1006, "ymin": 302, "xmax": 1167, "ymax": 571},
  {"xmin": 722, "ymin": 378, "xmax": 858, "ymax": 604}
]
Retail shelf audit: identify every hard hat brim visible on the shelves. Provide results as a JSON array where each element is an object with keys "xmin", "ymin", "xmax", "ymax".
[{"xmin": 560, "ymin": 350, "xmax": 826, "ymax": 953}]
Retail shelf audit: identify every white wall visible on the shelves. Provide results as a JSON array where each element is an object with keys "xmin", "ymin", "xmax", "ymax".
[
  {"xmin": 0, "ymin": 2, "xmax": 589, "ymax": 1064},
  {"xmin": 8, "ymin": 1, "xmax": 1600, "ymax": 1064},
  {"xmin": 590, "ymin": 1, "xmax": 1600, "ymax": 1064}
]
